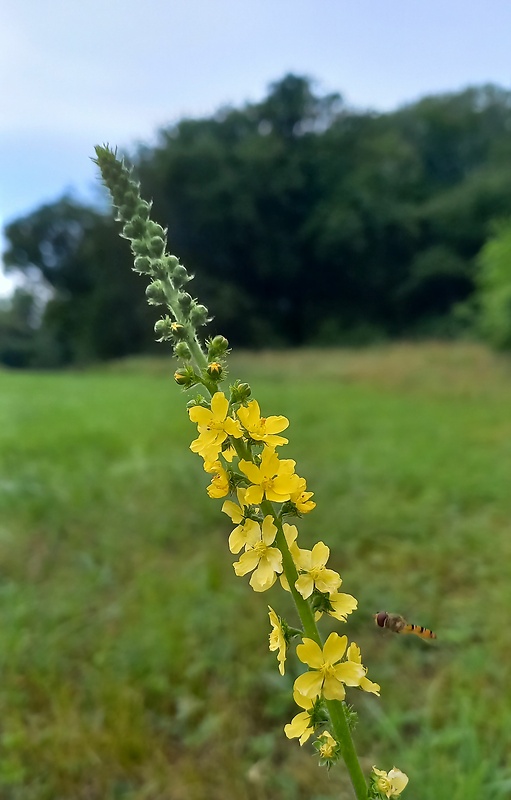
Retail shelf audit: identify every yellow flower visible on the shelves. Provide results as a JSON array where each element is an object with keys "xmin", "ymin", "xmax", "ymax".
[
  {"xmin": 294, "ymin": 633, "xmax": 365, "ymax": 701},
  {"xmin": 203, "ymin": 459, "xmax": 230, "ymax": 498},
  {"xmin": 346, "ymin": 642, "xmax": 381, "ymax": 695},
  {"xmin": 314, "ymin": 591, "xmax": 358, "ymax": 622},
  {"xmin": 239, "ymin": 447, "xmax": 301, "ymax": 505},
  {"xmin": 294, "ymin": 542, "xmax": 342, "ymax": 599},
  {"xmin": 372, "ymin": 766, "xmax": 409, "ymax": 798},
  {"xmin": 316, "ymin": 730, "xmax": 337, "ymax": 759},
  {"xmin": 189, "ymin": 392, "xmax": 242, "ymax": 460},
  {"xmin": 222, "ymin": 489, "xmax": 261, "ymax": 553},
  {"xmin": 284, "ymin": 689, "xmax": 315, "ymax": 745},
  {"xmin": 233, "ymin": 515, "xmax": 283, "ymax": 591},
  {"xmin": 268, "ymin": 606, "xmax": 287, "ymax": 675},
  {"xmin": 289, "ymin": 477, "xmax": 316, "ymax": 513},
  {"xmin": 237, "ymin": 400, "xmax": 289, "ymax": 447}
]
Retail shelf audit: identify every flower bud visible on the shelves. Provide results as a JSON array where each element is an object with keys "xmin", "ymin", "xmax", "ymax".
[
  {"xmin": 207, "ymin": 335, "xmax": 229, "ymax": 359},
  {"xmin": 154, "ymin": 317, "xmax": 174, "ymax": 341},
  {"xmin": 123, "ymin": 217, "xmax": 147, "ymax": 240},
  {"xmin": 147, "ymin": 221, "xmax": 166, "ymax": 238},
  {"xmin": 133, "ymin": 255, "xmax": 152, "ymax": 275},
  {"xmin": 174, "ymin": 366, "xmax": 199, "ymax": 388},
  {"xmin": 119, "ymin": 193, "xmax": 139, "ymax": 220},
  {"xmin": 170, "ymin": 322, "xmax": 187, "ymax": 340},
  {"xmin": 174, "ymin": 341, "xmax": 192, "ymax": 359},
  {"xmin": 148, "ymin": 236, "xmax": 166, "ymax": 258},
  {"xmin": 136, "ymin": 201, "xmax": 151, "ymax": 220},
  {"xmin": 131, "ymin": 239, "xmax": 151, "ymax": 257},
  {"xmin": 187, "ymin": 395, "xmax": 208, "ymax": 410},
  {"xmin": 145, "ymin": 280, "xmax": 167, "ymax": 305},
  {"xmin": 172, "ymin": 264, "xmax": 190, "ymax": 289},
  {"xmin": 207, "ymin": 361, "xmax": 223, "ymax": 380},
  {"xmin": 230, "ymin": 381, "xmax": 251, "ymax": 403},
  {"xmin": 150, "ymin": 259, "xmax": 168, "ymax": 279},
  {"xmin": 178, "ymin": 292, "xmax": 193, "ymax": 315},
  {"xmin": 190, "ymin": 304, "xmax": 209, "ymax": 326}
]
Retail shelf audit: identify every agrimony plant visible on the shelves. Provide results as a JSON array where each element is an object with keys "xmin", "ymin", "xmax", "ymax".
[{"xmin": 93, "ymin": 145, "xmax": 408, "ymax": 800}]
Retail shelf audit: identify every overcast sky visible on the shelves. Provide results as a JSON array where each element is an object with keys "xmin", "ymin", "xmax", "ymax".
[{"xmin": 1, "ymin": 0, "xmax": 511, "ymax": 292}]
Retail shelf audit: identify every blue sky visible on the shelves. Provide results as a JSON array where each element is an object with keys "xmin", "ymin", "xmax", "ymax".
[{"xmin": 1, "ymin": 0, "xmax": 511, "ymax": 292}]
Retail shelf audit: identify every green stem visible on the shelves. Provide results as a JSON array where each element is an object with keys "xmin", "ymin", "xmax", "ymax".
[
  {"xmin": 326, "ymin": 698, "xmax": 368, "ymax": 800},
  {"xmin": 260, "ymin": 500, "xmax": 368, "ymax": 800}
]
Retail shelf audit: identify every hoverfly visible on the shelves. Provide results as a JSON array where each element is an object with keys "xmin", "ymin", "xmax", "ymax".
[{"xmin": 374, "ymin": 610, "xmax": 436, "ymax": 640}]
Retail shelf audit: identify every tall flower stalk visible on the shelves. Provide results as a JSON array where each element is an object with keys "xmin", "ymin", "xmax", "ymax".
[{"xmin": 93, "ymin": 145, "xmax": 408, "ymax": 800}]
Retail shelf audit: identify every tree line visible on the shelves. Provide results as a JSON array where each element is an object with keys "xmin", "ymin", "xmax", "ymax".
[{"xmin": 3, "ymin": 74, "xmax": 511, "ymax": 367}]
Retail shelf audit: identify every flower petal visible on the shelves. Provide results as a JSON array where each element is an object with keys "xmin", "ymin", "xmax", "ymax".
[
  {"xmin": 250, "ymin": 561, "xmax": 278, "ymax": 592},
  {"xmin": 389, "ymin": 768, "xmax": 409, "ymax": 794},
  {"xmin": 284, "ymin": 711, "xmax": 312, "ymax": 742},
  {"xmin": 295, "ymin": 574, "xmax": 314, "ymax": 599},
  {"xmin": 294, "ymin": 670, "xmax": 323, "ymax": 698},
  {"xmin": 210, "ymin": 392, "xmax": 228, "ymax": 421},
  {"xmin": 261, "ymin": 515, "xmax": 277, "ymax": 545},
  {"xmin": 323, "ymin": 632, "xmax": 347, "ymax": 665},
  {"xmin": 244, "ymin": 485, "xmax": 264, "ymax": 505},
  {"xmin": 296, "ymin": 638, "xmax": 324, "ymax": 668},
  {"xmin": 222, "ymin": 500, "xmax": 243, "ymax": 524},
  {"xmin": 311, "ymin": 541, "xmax": 330, "ymax": 568},
  {"xmin": 233, "ymin": 550, "xmax": 259, "ymax": 576},
  {"xmin": 333, "ymin": 661, "xmax": 366, "ymax": 687},
  {"xmin": 322, "ymin": 674, "xmax": 346, "ymax": 701},
  {"xmin": 188, "ymin": 406, "xmax": 212, "ymax": 425}
]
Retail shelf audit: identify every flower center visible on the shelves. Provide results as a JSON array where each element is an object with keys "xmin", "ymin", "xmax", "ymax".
[
  {"xmin": 309, "ymin": 566, "xmax": 324, "ymax": 581},
  {"xmin": 253, "ymin": 541, "xmax": 268, "ymax": 558}
]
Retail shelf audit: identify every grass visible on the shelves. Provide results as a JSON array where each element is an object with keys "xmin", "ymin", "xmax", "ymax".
[{"xmin": 0, "ymin": 341, "xmax": 510, "ymax": 799}]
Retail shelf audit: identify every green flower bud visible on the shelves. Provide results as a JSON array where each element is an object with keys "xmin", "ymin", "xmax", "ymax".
[
  {"xmin": 145, "ymin": 280, "xmax": 167, "ymax": 305},
  {"xmin": 123, "ymin": 217, "xmax": 147, "ymax": 240},
  {"xmin": 206, "ymin": 361, "xmax": 223, "ymax": 380},
  {"xmin": 178, "ymin": 292, "xmax": 193, "ymax": 315},
  {"xmin": 167, "ymin": 255, "xmax": 180, "ymax": 270},
  {"xmin": 150, "ymin": 260, "xmax": 168, "ymax": 279},
  {"xmin": 230, "ymin": 381, "xmax": 251, "ymax": 403},
  {"xmin": 207, "ymin": 334, "xmax": 229, "ymax": 359},
  {"xmin": 148, "ymin": 236, "xmax": 166, "ymax": 258},
  {"xmin": 133, "ymin": 256, "xmax": 152, "ymax": 275},
  {"xmin": 174, "ymin": 341, "xmax": 192, "ymax": 359},
  {"xmin": 154, "ymin": 316, "xmax": 174, "ymax": 341},
  {"xmin": 119, "ymin": 191, "xmax": 139, "ymax": 219},
  {"xmin": 131, "ymin": 239, "xmax": 151, "ymax": 257},
  {"xmin": 186, "ymin": 395, "xmax": 208, "ymax": 410},
  {"xmin": 172, "ymin": 265, "xmax": 190, "ymax": 288},
  {"xmin": 174, "ymin": 366, "xmax": 199, "ymax": 388},
  {"xmin": 147, "ymin": 221, "xmax": 166, "ymax": 239},
  {"xmin": 170, "ymin": 322, "xmax": 187, "ymax": 340},
  {"xmin": 137, "ymin": 201, "xmax": 151, "ymax": 220},
  {"xmin": 190, "ymin": 304, "xmax": 209, "ymax": 326}
]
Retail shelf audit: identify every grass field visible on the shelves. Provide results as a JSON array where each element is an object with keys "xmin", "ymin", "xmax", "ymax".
[{"xmin": 0, "ymin": 342, "xmax": 510, "ymax": 800}]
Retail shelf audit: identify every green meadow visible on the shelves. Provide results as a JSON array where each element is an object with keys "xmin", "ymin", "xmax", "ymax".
[{"xmin": 0, "ymin": 342, "xmax": 510, "ymax": 800}]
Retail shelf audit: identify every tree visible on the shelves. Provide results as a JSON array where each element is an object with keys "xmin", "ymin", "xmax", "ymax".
[
  {"xmin": 475, "ymin": 219, "xmax": 511, "ymax": 349},
  {"xmin": 3, "ymin": 198, "xmax": 156, "ymax": 363}
]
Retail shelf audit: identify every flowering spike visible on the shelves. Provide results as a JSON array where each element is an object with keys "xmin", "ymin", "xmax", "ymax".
[{"xmin": 94, "ymin": 144, "xmax": 407, "ymax": 800}]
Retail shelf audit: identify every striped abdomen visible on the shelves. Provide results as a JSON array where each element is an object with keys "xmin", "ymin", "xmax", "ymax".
[{"xmin": 402, "ymin": 622, "xmax": 437, "ymax": 640}]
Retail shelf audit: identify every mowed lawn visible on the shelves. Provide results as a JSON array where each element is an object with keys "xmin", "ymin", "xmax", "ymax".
[{"xmin": 0, "ymin": 342, "xmax": 510, "ymax": 800}]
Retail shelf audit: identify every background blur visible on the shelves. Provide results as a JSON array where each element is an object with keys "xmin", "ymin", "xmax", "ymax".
[{"xmin": 1, "ymin": 2, "xmax": 511, "ymax": 798}]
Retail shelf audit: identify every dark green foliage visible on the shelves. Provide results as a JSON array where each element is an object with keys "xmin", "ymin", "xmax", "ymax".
[
  {"xmin": 0, "ymin": 289, "xmax": 40, "ymax": 368},
  {"xmin": 4, "ymin": 77, "xmax": 511, "ymax": 364},
  {"xmin": 3, "ymin": 199, "xmax": 158, "ymax": 364},
  {"xmin": 475, "ymin": 218, "xmax": 511, "ymax": 348}
]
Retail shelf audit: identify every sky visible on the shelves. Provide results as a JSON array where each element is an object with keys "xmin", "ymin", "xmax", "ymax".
[{"xmin": 1, "ymin": 0, "xmax": 511, "ymax": 293}]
